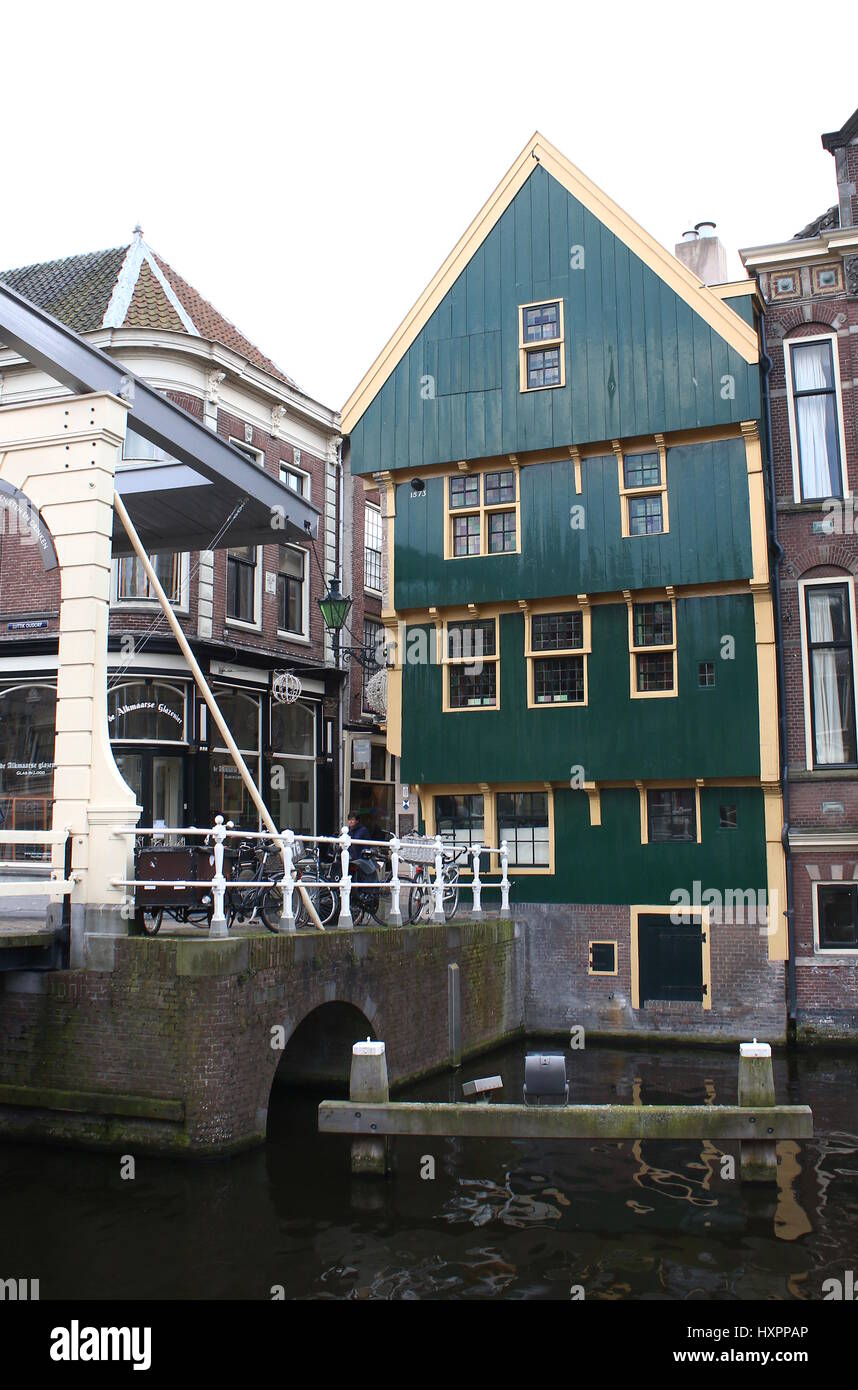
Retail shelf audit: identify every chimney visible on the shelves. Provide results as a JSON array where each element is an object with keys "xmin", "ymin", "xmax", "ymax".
[
  {"xmin": 674, "ymin": 221, "xmax": 728, "ymax": 286},
  {"xmin": 821, "ymin": 106, "xmax": 858, "ymax": 229}
]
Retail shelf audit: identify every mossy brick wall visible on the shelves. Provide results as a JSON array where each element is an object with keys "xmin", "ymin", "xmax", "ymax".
[
  {"xmin": 522, "ymin": 904, "xmax": 786, "ymax": 1043},
  {"xmin": 0, "ymin": 920, "xmax": 523, "ymax": 1156}
]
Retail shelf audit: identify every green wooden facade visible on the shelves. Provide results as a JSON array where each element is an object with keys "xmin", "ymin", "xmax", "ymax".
[{"xmin": 347, "ymin": 150, "xmax": 772, "ymax": 919}]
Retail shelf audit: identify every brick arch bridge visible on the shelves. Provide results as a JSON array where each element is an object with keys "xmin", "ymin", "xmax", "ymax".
[{"xmin": 0, "ymin": 921, "xmax": 522, "ymax": 1156}]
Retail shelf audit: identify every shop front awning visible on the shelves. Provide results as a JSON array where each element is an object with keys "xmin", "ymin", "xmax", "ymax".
[{"xmin": 0, "ymin": 281, "xmax": 319, "ymax": 554}]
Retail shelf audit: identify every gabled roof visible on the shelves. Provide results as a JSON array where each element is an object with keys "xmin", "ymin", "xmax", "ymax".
[
  {"xmin": 342, "ymin": 131, "xmax": 759, "ymax": 435},
  {"xmin": 0, "ymin": 231, "xmax": 297, "ymax": 387}
]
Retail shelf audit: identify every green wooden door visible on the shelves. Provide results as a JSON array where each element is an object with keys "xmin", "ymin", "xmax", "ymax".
[{"xmin": 638, "ymin": 913, "xmax": 704, "ymax": 1004}]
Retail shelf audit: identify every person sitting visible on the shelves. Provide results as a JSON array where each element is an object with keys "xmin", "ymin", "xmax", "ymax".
[{"xmin": 347, "ymin": 810, "xmax": 378, "ymax": 883}]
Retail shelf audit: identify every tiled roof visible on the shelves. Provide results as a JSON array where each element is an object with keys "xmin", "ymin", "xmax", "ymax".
[
  {"xmin": 0, "ymin": 235, "xmax": 297, "ymax": 387},
  {"xmin": 793, "ymin": 206, "xmax": 840, "ymax": 240},
  {"xmin": 0, "ymin": 247, "xmax": 128, "ymax": 333}
]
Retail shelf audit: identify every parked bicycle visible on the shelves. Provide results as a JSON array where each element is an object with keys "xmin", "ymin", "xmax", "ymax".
[{"xmin": 407, "ymin": 844, "xmax": 468, "ymax": 923}]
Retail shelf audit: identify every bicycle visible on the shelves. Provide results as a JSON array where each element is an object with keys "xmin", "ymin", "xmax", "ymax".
[
  {"xmin": 225, "ymin": 837, "xmax": 284, "ymax": 934},
  {"xmin": 293, "ymin": 842, "xmax": 340, "ymax": 929},
  {"xmin": 407, "ymin": 845, "xmax": 467, "ymax": 924}
]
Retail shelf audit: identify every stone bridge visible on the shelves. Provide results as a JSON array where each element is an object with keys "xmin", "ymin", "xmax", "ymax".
[{"xmin": 0, "ymin": 920, "xmax": 522, "ymax": 1156}]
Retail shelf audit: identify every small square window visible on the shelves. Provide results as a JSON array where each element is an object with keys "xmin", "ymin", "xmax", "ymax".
[
  {"xmin": 533, "ymin": 656, "xmax": 584, "ymax": 704},
  {"xmin": 522, "ymin": 301, "xmax": 561, "ymax": 343},
  {"xmin": 526, "ymin": 346, "xmax": 561, "ymax": 389},
  {"xmin": 450, "ymin": 475, "xmax": 480, "ymax": 510},
  {"xmin": 589, "ymin": 941, "xmax": 617, "ymax": 975},
  {"xmin": 817, "ymin": 884, "xmax": 858, "ymax": 950},
  {"xmin": 719, "ymin": 804, "xmax": 737, "ymax": 829},
  {"xmin": 624, "ymin": 452, "xmax": 661, "ymax": 489},
  {"xmin": 628, "ymin": 495, "xmax": 663, "ymax": 535},
  {"xmin": 698, "ymin": 662, "xmax": 715, "ymax": 688},
  {"xmin": 488, "ymin": 510, "xmax": 517, "ymax": 553},
  {"xmin": 484, "ymin": 470, "xmax": 515, "ymax": 505},
  {"xmin": 648, "ymin": 789, "xmax": 696, "ymax": 842},
  {"xmin": 637, "ymin": 653, "xmax": 674, "ymax": 692}
]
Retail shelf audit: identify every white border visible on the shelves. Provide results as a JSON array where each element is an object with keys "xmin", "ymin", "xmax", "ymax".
[
  {"xmin": 364, "ymin": 501, "xmax": 383, "ymax": 595},
  {"xmin": 112, "ymin": 552, "xmax": 190, "ymax": 613},
  {"xmin": 783, "ymin": 331, "xmax": 850, "ymax": 503},
  {"xmin": 276, "ymin": 543, "xmax": 310, "ymax": 642},
  {"xmin": 225, "ymin": 544, "xmax": 263, "ymax": 632},
  {"xmin": 797, "ymin": 575, "xmax": 858, "ymax": 771}
]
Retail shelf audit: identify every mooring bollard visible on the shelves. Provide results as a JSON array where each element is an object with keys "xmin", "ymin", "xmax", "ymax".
[
  {"xmin": 349, "ymin": 1040, "xmax": 389, "ymax": 1176},
  {"xmin": 738, "ymin": 1039, "xmax": 777, "ymax": 1183}
]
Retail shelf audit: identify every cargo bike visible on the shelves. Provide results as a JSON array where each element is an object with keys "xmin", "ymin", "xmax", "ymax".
[{"xmin": 133, "ymin": 833, "xmax": 287, "ymax": 936}]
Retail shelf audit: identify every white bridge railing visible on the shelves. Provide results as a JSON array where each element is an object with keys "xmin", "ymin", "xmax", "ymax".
[
  {"xmin": 110, "ymin": 818, "xmax": 512, "ymax": 936},
  {"xmin": 0, "ymin": 828, "xmax": 77, "ymax": 900}
]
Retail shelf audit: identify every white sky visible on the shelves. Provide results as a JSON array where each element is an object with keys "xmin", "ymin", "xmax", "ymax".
[{"xmin": 1, "ymin": 0, "xmax": 850, "ymax": 413}]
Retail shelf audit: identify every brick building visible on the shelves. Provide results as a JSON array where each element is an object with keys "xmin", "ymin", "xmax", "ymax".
[
  {"xmin": 0, "ymin": 230, "xmax": 391, "ymax": 848},
  {"xmin": 741, "ymin": 105, "xmax": 858, "ymax": 1040}
]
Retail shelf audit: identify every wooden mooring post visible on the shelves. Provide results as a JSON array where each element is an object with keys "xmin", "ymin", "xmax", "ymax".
[{"xmin": 326, "ymin": 1040, "xmax": 811, "ymax": 1182}]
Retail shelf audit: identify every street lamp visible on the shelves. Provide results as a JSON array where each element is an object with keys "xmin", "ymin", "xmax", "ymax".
[{"xmin": 318, "ymin": 579, "xmax": 353, "ymax": 638}]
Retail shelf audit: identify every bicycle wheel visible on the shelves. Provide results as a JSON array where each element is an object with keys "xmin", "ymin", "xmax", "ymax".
[
  {"xmin": 232, "ymin": 865, "xmax": 257, "ymax": 924},
  {"xmin": 442, "ymin": 866, "xmax": 459, "ymax": 921},
  {"xmin": 408, "ymin": 875, "xmax": 430, "ymax": 924},
  {"xmin": 260, "ymin": 887, "xmax": 283, "ymax": 933},
  {"xmin": 136, "ymin": 907, "xmax": 163, "ymax": 936}
]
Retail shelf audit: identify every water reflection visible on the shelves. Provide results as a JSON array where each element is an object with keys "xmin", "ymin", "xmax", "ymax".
[{"xmin": 0, "ymin": 1039, "xmax": 855, "ymax": 1299}]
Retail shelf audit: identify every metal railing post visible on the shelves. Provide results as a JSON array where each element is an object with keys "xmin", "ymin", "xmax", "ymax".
[
  {"xmin": 471, "ymin": 844, "xmax": 483, "ymax": 918},
  {"xmin": 209, "ymin": 815, "xmax": 228, "ymax": 938},
  {"xmin": 338, "ymin": 825, "xmax": 353, "ymax": 929},
  {"xmin": 279, "ymin": 828, "xmax": 295, "ymax": 932},
  {"xmin": 431, "ymin": 835, "xmax": 445, "ymax": 923},
  {"xmin": 388, "ymin": 834, "xmax": 402, "ymax": 927},
  {"xmin": 499, "ymin": 841, "xmax": 511, "ymax": 916}
]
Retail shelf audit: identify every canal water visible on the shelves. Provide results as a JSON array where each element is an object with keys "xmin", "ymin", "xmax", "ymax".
[{"xmin": 1, "ymin": 1040, "xmax": 856, "ymax": 1301}]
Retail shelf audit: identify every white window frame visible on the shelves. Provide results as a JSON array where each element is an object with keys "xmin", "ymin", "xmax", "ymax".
[
  {"xmin": 229, "ymin": 436, "xmax": 265, "ymax": 469},
  {"xmin": 112, "ymin": 553, "xmax": 190, "ymax": 613},
  {"xmin": 364, "ymin": 502, "xmax": 383, "ymax": 594},
  {"xmin": 226, "ymin": 545, "xmax": 263, "ymax": 632},
  {"xmin": 783, "ymin": 331, "xmax": 849, "ymax": 503},
  {"xmin": 797, "ymin": 575, "xmax": 858, "ymax": 771},
  {"xmin": 812, "ymin": 878, "xmax": 858, "ymax": 956},
  {"xmin": 276, "ymin": 543, "xmax": 310, "ymax": 643},
  {"xmin": 280, "ymin": 461, "xmax": 311, "ymax": 498}
]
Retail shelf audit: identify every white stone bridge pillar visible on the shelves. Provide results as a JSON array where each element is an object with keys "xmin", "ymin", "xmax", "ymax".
[{"xmin": 0, "ymin": 392, "xmax": 140, "ymax": 951}]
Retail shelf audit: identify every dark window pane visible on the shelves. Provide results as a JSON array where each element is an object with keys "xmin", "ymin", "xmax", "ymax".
[
  {"xmin": 452, "ymin": 514, "xmax": 481, "ymax": 556},
  {"xmin": 818, "ymin": 885, "xmax": 858, "ymax": 948},
  {"xmin": 526, "ymin": 346, "xmax": 561, "ymax": 389},
  {"xmin": 488, "ymin": 510, "xmax": 516, "ymax": 553},
  {"xmin": 227, "ymin": 547, "xmax": 256, "ymax": 622},
  {"xmin": 434, "ymin": 794, "xmax": 485, "ymax": 848},
  {"xmin": 648, "ymin": 789, "xmax": 696, "ymax": 842},
  {"xmin": 637, "ymin": 653, "xmax": 675, "ymax": 691},
  {"xmin": 698, "ymin": 661, "xmax": 715, "ymax": 688},
  {"xmin": 484, "ymin": 470, "xmax": 515, "ymax": 505},
  {"xmin": 590, "ymin": 941, "xmax": 616, "ymax": 973},
  {"xmin": 634, "ymin": 601, "xmax": 673, "ymax": 647},
  {"xmin": 449, "ymin": 475, "xmax": 480, "ymax": 509},
  {"xmin": 497, "ymin": 791, "xmax": 549, "ymax": 866},
  {"xmin": 449, "ymin": 665, "xmax": 497, "ymax": 708},
  {"xmin": 628, "ymin": 495, "xmax": 663, "ymax": 535},
  {"xmin": 719, "ymin": 804, "xmax": 737, "ymax": 829},
  {"xmin": 533, "ymin": 656, "xmax": 584, "ymax": 703},
  {"xmin": 447, "ymin": 620, "xmax": 496, "ymax": 660},
  {"xmin": 624, "ymin": 452, "xmax": 660, "ymax": 488},
  {"xmin": 532, "ymin": 612, "xmax": 583, "ymax": 651}
]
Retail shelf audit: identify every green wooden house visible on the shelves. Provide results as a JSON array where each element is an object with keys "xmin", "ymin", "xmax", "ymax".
[{"xmin": 343, "ymin": 134, "xmax": 786, "ymax": 1033}]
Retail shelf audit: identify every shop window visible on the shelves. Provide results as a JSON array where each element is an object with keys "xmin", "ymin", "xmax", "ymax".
[
  {"xmin": 107, "ymin": 681, "xmax": 187, "ymax": 742},
  {"xmin": 434, "ymin": 793, "xmax": 485, "ymax": 849},
  {"xmin": 270, "ymin": 700, "xmax": 316, "ymax": 835},
  {"xmin": 0, "ymin": 683, "xmax": 56, "ymax": 862},
  {"xmin": 210, "ymin": 688, "xmax": 261, "ymax": 830},
  {"xmin": 349, "ymin": 736, "xmax": 394, "ymax": 837},
  {"xmin": 816, "ymin": 883, "xmax": 858, "ymax": 951}
]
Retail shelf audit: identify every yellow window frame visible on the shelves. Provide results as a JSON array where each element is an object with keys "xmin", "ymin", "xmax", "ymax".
[
  {"xmin": 421, "ymin": 782, "xmax": 555, "ymax": 876},
  {"xmin": 440, "ymin": 612, "xmax": 501, "ymax": 714},
  {"xmin": 588, "ymin": 940, "xmax": 618, "ymax": 976},
  {"xmin": 519, "ymin": 299, "xmax": 566, "ymax": 393},
  {"xmin": 443, "ymin": 461, "xmax": 521, "ymax": 561},
  {"xmin": 523, "ymin": 597, "xmax": 591, "ymax": 709},
  {"xmin": 637, "ymin": 780, "xmax": 703, "ymax": 845},
  {"xmin": 626, "ymin": 589, "xmax": 678, "ymax": 699},
  {"xmin": 615, "ymin": 436, "xmax": 669, "ymax": 538}
]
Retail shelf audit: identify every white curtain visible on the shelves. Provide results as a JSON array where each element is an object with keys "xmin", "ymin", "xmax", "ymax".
[
  {"xmin": 809, "ymin": 590, "xmax": 847, "ymax": 763},
  {"xmin": 794, "ymin": 344, "xmax": 834, "ymax": 498}
]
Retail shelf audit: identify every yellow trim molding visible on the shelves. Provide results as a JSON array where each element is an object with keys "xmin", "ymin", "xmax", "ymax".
[
  {"xmin": 342, "ymin": 132, "xmax": 758, "ymax": 432},
  {"xmin": 588, "ymin": 940, "xmax": 618, "ymax": 976}
]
